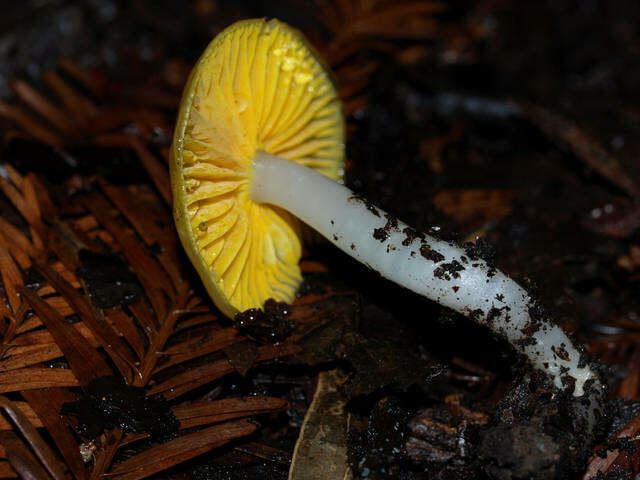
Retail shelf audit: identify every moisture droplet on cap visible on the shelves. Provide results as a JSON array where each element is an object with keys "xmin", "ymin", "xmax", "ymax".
[
  {"xmin": 281, "ymin": 55, "xmax": 298, "ymax": 71},
  {"xmin": 294, "ymin": 71, "xmax": 312, "ymax": 84},
  {"xmin": 235, "ymin": 95, "xmax": 248, "ymax": 113}
]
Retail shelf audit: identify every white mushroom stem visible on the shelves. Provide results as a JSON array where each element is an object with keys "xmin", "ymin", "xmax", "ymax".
[{"xmin": 251, "ymin": 151, "xmax": 603, "ymax": 401}]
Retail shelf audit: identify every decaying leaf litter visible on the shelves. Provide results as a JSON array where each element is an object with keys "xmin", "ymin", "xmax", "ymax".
[{"xmin": 1, "ymin": 0, "xmax": 640, "ymax": 478}]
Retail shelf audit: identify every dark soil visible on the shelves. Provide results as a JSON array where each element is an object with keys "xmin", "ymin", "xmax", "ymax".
[
  {"xmin": 62, "ymin": 376, "xmax": 179, "ymax": 440},
  {"xmin": 77, "ymin": 249, "xmax": 144, "ymax": 308}
]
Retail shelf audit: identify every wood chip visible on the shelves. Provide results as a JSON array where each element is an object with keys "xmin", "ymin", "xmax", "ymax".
[{"xmin": 288, "ymin": 369, "xmax": 351, "ymax": 480}]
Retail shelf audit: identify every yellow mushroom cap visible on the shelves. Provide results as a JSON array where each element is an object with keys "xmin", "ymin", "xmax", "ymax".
[{"xmin": 171, "ymin": 18, "xmax": 345, "ymax": 318}]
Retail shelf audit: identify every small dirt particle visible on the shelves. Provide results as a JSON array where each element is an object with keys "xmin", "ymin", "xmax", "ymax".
[
  {"xmin": 401, "ymin": 227, "xmax": 425, "ymax": 246},
  {"xmin": 383, "ymin": 213, "xmax": 399, "ymax": 231},
  {"xmin": 373, "ymin": 228, "xmax": 389, "ymax": 242},
  {"xmin": 433, "ymin": 260, "xmax": 465, "ymax": 280},
  {"xmin": 235, "ymin": 299, "xmax": 294, "ymax": 344},
  {"xmin": 349, "ymin": 195, "xmax": 380, "ymax": 217},
  {"xmin": 486, "ymin": 307, "xmax": 503, "ymax": 325},
  {"xmin": 420, "ymin": 243, "xmax": 445, "ymax": 263},
  {"xmin": 552, "ymin": 344, "xmax": 570, "ymax": 361}
]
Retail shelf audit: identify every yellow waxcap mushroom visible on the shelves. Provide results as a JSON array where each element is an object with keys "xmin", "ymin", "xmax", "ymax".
[
  {"xmin": 171, "ymin": 18, "xmax": 345, "ymax": 317},
  {"xmin": 171, "ymin": 21, "xmax": 606, "ymax": 431}
]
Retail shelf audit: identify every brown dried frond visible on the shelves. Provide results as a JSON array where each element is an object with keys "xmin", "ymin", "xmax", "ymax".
[
  {"xmin": 308, "ymin": 0, "xmax": 444, "ymax": 64},
  {"xmin": 584, "ymin": 410, "xmax": 640, "ymax": 479},
  {"xmin": 0, "ymin": 158, "xmax": 308, "ymax": 478},
  {"xmin": 0, "ymin": 60, "xmax": 181, "ymax": 206},
  {"xmin": 0, "ymin": 59, "xmax": 179, "ymax": 144},
  {"xmin": 289, "ymin": 0, "xmax": 444, "ymax": 116},
  {"xmin": 0, "ymin": 137, "xmax": 362, "ymax": 478},
  {"xmin": 0, "ymin": 13, "xmax": 449, "ymax": 476}
]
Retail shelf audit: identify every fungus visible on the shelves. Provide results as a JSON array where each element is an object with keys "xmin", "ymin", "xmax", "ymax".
[{"xmin": 171, "ymin": 18, "xmax": 604, "ymax": 431}]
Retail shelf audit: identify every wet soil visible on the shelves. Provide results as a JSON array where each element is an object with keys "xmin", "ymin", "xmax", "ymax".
[
  {"xmin": 77, "ymin": 249, "xmax": 144, "ymax": 308},
  {"xmin": 62, "ymin": 376, "xmax": 179, "ymax": 440},
  {"xmin": 234, "ymin": 299, "xmax": 295, "ymax": 345}
]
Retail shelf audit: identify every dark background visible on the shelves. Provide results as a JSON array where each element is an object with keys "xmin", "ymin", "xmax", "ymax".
[{"xmin": 1, "ymin": 1, "xmax": 640, "ymax": 479}]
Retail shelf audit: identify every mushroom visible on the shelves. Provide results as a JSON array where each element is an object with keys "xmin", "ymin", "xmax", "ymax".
[{"xmin": 171, "ymin": 18, "xmax": 604, "ymax": 430}]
